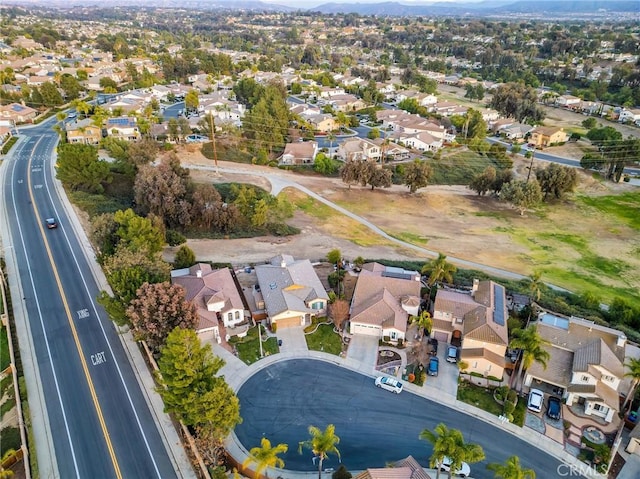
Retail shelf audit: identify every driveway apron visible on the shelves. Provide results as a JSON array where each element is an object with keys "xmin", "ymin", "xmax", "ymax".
[{"xmin": 277, "ymin": 326, "xmax": 308, "ymax": 354}]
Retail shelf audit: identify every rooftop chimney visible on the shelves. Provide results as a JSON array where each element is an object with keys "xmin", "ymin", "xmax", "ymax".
[{"xmin": 196, "ymin": 269, "xmax": 202, "ymax": 278}]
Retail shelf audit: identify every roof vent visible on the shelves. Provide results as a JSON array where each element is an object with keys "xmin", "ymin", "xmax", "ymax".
[
  {"xmin": 617, "ymin": 335, "xmax": 627, "ymax": 348},
  {"xmin": 196, "ymin": 270, "xmax": 202, "ymax": 278}
]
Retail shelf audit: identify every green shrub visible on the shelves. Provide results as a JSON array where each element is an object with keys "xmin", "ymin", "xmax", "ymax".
[
  {"xmin": 507, "ymin": 389, "xmax": 518, "ymax": 403},
  {"xmin": 0, "ymin": 426, "xmax": 20, "ymax": 455},
  {"xmin": 503, "ymin": 399, "xmax": 516, "ymax": 416},
  {"xmin": 494, "ymin": 385, "xmax": 509, "ymax": 402},
  {"xmin": 165, "ymin": 229, "xmax": 186, "ymax": 246}
]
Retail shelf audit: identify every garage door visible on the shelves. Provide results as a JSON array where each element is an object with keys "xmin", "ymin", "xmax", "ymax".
[
  {"xmin": 433, "ymin": 331, "xmax": 449, "ymax": 342},
  {"xmin": 351, "ymin": 323, "xmax": 381, "ymax": 336},
  {"xmin": 275, "ymin": 316, "xmax": 302, "ymax": 329}
]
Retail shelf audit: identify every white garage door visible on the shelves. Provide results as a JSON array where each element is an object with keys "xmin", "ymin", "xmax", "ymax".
[
  {"xmin": 351, "ymin": 323, "xmax": 381, "ymax": 336},
  {"xmin": 433, "ymin": 331, "xmax": 449, "ymax": 342}
]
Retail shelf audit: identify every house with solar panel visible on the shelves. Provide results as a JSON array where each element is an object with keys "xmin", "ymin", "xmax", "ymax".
[
  {"xmin": 105, "ymin": 116, "xmax": 141, "ymax": 141},
  {"xmin": 431, "ymin": 279, "xmax": 509, "ymax": 378},
  {"xmin": 254, "ymin": 255, "xmax": 329, "ymax": 329}
]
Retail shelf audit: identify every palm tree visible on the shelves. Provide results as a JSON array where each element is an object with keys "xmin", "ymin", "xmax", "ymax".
[
  {"xmin": 509, "ymin": 326, "xmax": 551, "ymax": 392},
  {"xmin": 243, "ymin": 437, "xmax": 288, "ymax": 479},
  {"xmin": 623, "ymin": 357, "xmax": 640, "ymax": 413},
  {"xmin": 422, "ymin": 253, "xmax": 457, "ymax": 287},
  {"xmin": 298, "ymin": 424, "xmax": 341, "ymax": 479},
  {"xmin": 487, "ymin": 455, "xmax": 535, "ymax": 479},
  {"xmin": 411, "ymin": 310, "xmax": 433, "ymax": 340},
  {"xmin": 420, "ymin": 423, "xmax": 485, "ymax": 479},
  {"xmin": 527, "ymin": 271, "xmax": 545, "ymax": 303}
]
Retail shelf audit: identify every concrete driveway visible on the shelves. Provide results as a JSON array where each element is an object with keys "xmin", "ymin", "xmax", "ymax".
[
  {"xmin": 346, "ymin": 334, "xmax": 379, "ymax": 370},
  {"xmin": 276, "ymin": 326, "xmax": 308, "ymax": 354},
  {"xmin": 424, "ymin": 347, "xmax": 459, "ymax": 399}
]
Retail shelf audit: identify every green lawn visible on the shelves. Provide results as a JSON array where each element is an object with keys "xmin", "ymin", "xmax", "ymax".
[
  {"xmin": 305, "ymin": 323, "xmax": 343, "ymax": 355},
  {"xmin": 457, "ymin": 380, "xmax": 525, "ymax": 427},
  {"xmin": 228, "ymin": 325, "xmax": 279, "ymax": 365},
  {"xmin": 1, "ymin": 327, "xmax": 10, "ymax": 371}
]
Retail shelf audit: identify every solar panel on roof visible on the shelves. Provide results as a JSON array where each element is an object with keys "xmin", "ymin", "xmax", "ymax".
[
  {"xmin": 382, "ymin": 271, "xmax": 414, "ymax": 281},
  {"xmin": 493, "ymin": 284, "xmax": 505, "ymax": 326}
]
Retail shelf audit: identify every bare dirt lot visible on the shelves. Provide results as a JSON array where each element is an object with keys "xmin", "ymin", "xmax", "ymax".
[{"xmin": 172, "ymin": 148, "xmax": 640, "ymax": 305}]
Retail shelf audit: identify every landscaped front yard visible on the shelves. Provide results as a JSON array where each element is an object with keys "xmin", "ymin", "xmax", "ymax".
[
  {"xmin": 228, "ymin": 325, "xmax": 279, "ymax": 365},
  {"xmin": 304, "ymin": 322, "xmax": 343, "ymax": 355},
  {"xmin": 457, "ymin": 380, "xmax": 525, "ymax": 427}
]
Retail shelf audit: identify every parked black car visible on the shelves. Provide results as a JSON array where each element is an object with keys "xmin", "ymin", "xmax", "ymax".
[
  {"xmin": 430, "ymin": 338, "xmax": 438, "ymax": 356},
  {"xmin": 547, "ymin": 396, "xmax": 562, "ymax": 420}
]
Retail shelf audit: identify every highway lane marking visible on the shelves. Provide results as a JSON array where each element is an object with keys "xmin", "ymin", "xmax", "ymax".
[
  {"xmin": 26, "ymin": 147, "xmax": 123, "ymax": 479},
  {"xmin": 42, "ymin": 136, "xmax": 164, "ymax": 477},
  {"xmin": 7, "ymin": 137, "xmax": 79, "ymax": 477}
]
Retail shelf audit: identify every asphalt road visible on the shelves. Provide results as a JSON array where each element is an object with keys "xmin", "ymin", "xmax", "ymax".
[
  {"xmin": 235, "ymin": 359, "xmax": 579, "ymax": 478},
  {"xmin": 1, "ymin": 118, "xmax": 177, "ymax": 478}
]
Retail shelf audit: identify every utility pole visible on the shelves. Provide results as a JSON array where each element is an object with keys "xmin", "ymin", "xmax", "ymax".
[
  {"xmin": 526, "ymin": 149, "xmax": 535, "ymax": 183},
  {"xmin": 209, "ymin": 112, "xmax": 219, "ymax": 176}
]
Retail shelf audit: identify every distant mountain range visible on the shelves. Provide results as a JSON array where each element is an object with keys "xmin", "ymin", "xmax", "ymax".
[{"xmin": 4, "ymin": 0, "xmax": 640, "ymax": 16}]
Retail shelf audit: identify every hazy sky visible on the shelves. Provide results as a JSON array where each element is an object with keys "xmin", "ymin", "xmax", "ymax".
[{"xmin": 273, "ymin": 0, "xmax": 485, "ymax": 7}]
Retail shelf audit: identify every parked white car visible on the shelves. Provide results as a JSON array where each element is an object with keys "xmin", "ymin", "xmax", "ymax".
[
  {"xmin": 374, "ymin": 376, "xmax": 403, "ymax": 394},
  {"xmin": 439, "ymin": 457, "xmax": 471, "ymax": 478},
  {"xmin": 527, "ymin": 388, "xmax": 544, "ymax": 413}
]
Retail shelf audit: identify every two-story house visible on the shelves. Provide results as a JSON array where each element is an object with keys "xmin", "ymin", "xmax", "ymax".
[
  {"xmin": 431, "ymin": 280, "xmax": 509, "ymax": 378},
  {"xmin": 171, "ymin": 263, "xmax": 249, "ymax": 344},
  {"xmin": 65, "ymin": 119, "xmax": 102, "ymax": 145},
  {"xmin": 105, "ymin": 117, "xmax": 140, "ymax": 141},
  {"xmin": 336, "ymin": 137, "xmax": 381, "ymax": 162},
  {"xmin": 524, "ymin": 312, "xmax": 627, "ymax": 423},
  {"xmin": 278, "ymin": 141, "xmax": 318, "ymax": 166},
  {"xmin": 254, "ymin": 255, "xmax": 328, "ymax": 329},
  {"xmin": 349, "ymin": 263, "xmax": 422, "ymax": 342},
  {"xmin": 528, "ymin": 126, "xmax": 568, "ymax": 148}
]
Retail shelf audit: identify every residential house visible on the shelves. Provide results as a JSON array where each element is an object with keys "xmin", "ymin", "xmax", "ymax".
[
  {"xmin": 278, "ymin": 141, "xmax": 318, "ymax": 166},
  {"xmin": 354, "ymin": 456, "xmax": 432, "ymax": 479},
  {"xmin": 327, "ymin": 94, "xmax": 366, "ymax": 112},
  {"xmin": 105, "ymin": 117, "xmax": 140, "ymax": 141},
  {"xmin": 171, "ymin": 263, "xmax": 249, "ymax": 344},
  {"xmin": 336, "ymin": 137, "xmax": 381, "ymax": 162},
  {"xmin": 65, "ymin": 119, "xmax": 102, "ymax": 145},
  {"xmin": 619, "ymin": 108, "xmax": 640, "ymax": 125},
  {"xmin": 0, "ymin": 102, "xmax": 38, "ymax": 124},
  {"xmin": 556, "ymin": 95, "xmax": 582, "ymax": 109},
  {"xmin": 349, "ymin": 263, "xmax": 421, "ymax": 342},
  {"xmin": 302, "ymin": 113, "xmax": 338, "ymax": 133},
  {"xmin": 499, "ymin": 123, "xmax": 534, "ymax": 141},
  {"xmin": 392, "ymin": 131, "xmax": 443, "ymax": 152},
  {"xmin": 254, "ymin": 255, "xmax": 329, "ymax": 329},
  {"xmin": 431, "ymin": 280, "xmax": 509, "ymax": 378},
  {"xmin": 529, "ymin": 126, "xmax": 567, "ymax": 148},
  {"xmin": 371, "ymin": 138, "xmax": 411, "ymax": 161},
  {"xmin": 524, "ymin": 312, "xmax": 629, "ymax": 424}
]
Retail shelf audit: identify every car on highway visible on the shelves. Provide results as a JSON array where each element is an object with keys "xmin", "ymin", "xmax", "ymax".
[
  {"xmin": 46, "ymin": 217, "xmax": 58, "ymax": 229},
  {"xmin": 428, "ymin": 357, "xmax": 439, "ymax": 376},
  {"xmin": 446, "ymin": 345, "xmax": 458, "ymax": 363},
  {"xmin": 547, "ymin": 396, "xmax": 562, "ymax": 420},
  {"xmin": 439, "ymin": 457, "xmax": 471, "ymax": 478},
  {"xmin": 374, "ymin": 376, "xmax": 403, "ymax": 394},
  {"xmin": 527, "ymin": 388, "xmax": 544, "ymax": 413}
]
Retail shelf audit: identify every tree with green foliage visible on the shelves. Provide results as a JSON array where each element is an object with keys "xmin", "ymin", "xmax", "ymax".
[
  {"xmin": 174, "ymin": 245, "xmax": 196, "ymax": 269},
  {"xmin": 114, "ymin": 208, "xmax": 165, "ymax": 255},
  {"xmin": 128, "ymin": 282, "xmax": 198, "ymax": 351},
  {"xmin": 490, "ymin": 83, "xmax": 545, "ymax": 124},
  {"xmin": 367, "ymin": 128, "xmax": 380, "ymax": 140},
  {"xmin": 623, "ymin": 357, "xmax": 640, "ymax": 412},
  {"xmin": 103, "ymin": 246, "xmax": 171, "ymax": 303},
  {"xmin": 157, "ymin": 328, "xmax": 241, "ymax": 435},
  {"xmin": 332, "ymin": 465, "xmax": 352, "ymax": 479},
  {"xmin": 526, "ymin": 271, "xmax": 546, "ymax": 303},
  {"xmin": 56, "ymin": 143, "xmax": 112, "ymax": 194},
  {"xmin": 581, "ymin": 118, "xmax": 597, "ymax": 130},
  {"xmin": 40, "ymin": 81, "xmax": 64, "ymax": 106},
  {"xmin": 314, "ymin": 153, "xmax": 338, "ymax": 175},
  {"xmin": 60, "ymin": 74, "xmax": 82, "ymax": 100},
  {"xmin": 411, "ymin": 310, "xmax": 433, "ymax": 339},
  {"xmin": 420, "ymin": 423, "xmax": 485, "ymax": 479},
  {"xmin": 340, "ymin": 160, "xmax": 361, "ymax": 189},
  {"xmin": 185, "ymin": 89, "xmax": 199, "ymax": 112},
  {"xmin": 469, "ymin": 166, "xmax": 497, "ymax": 196},
  {"xmin": 403, "ymin": 159, "xmax": 431, "ymax": 194},
  {"xmin": 509, "ymin": 326, "xmax": 551, "ymax": 392},
  {"xmin": 422, "ymin": 253, "xmax": 457, "ymax": 287},
  {"xmin": 608, "ymin": 298, "xmax": 639, "ymax": 328},
  {"xmin": 499, "ymin": 180, "xmax": 542, "ymax": 216},
  {"xmin": 534, "ymin": 163, "xmax": 578, "ymax": 200},
  {"xmin": 486, "ymin": 455, "xmax": 536, "ymax": 479},
  {"xmin": 243, "ymin": 438, "xmax": 288, "ymax": 479},
  {"xmin": 298, "ymin": 425, "xmax": 341, "ymax": 479}
]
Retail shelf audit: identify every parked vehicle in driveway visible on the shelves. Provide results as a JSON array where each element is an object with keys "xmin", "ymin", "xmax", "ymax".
[
  {"xmin": 547, "ymin": 396, "xmax": 562, "ymax": 420},
  {"xmin": 446, "ymin": 345, "xmax": 458, "ymax": 363},
  {"xmin": 527, "ymin": 388, "xmax": 544, "ymax": 413},
  {"xmin": 430, "ymin": 338, "xmax": 438, "ymax": 356},
  {"xmin": 375, "ymin": 376, "xmax": 403, "ymax": 394},
  {"xmin": 428, "ymin": 357, "xmax": 439, "ymax": 376},
  {"xmin": 439, "ymin": 457, "xmax": 471, "ymax": 478}
]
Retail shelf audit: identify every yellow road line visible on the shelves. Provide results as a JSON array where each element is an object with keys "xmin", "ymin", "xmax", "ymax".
[{"xmin": 27, "ymin": 151, "xmax": 122, "ymax": 479}]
